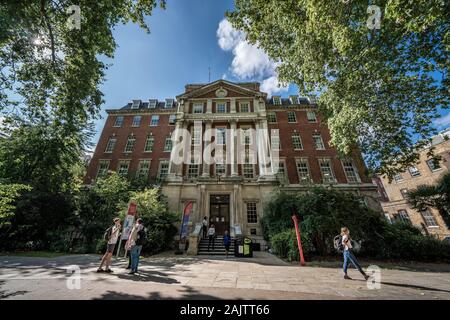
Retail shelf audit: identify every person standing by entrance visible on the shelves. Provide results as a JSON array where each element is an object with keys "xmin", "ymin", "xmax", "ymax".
[
  {"xmin": 202, "ymin": 216, "xmax": 208, "ymax": 239},
  {"xmin": 207, "ymin": 224, "xmax": 216, "ymax": 251},
  {"xmin": 341, "ymin": 227, "xmax": 369, "ymax": 280},
  {"xmin": 97, "ymin": 218, "xmax": 121, "ymax": 273},
  {"xmin": 126, "ymin": 218, "xmax": 145, "ymax": 274},
  {"xmin": 223, "ymin": 230, "xmax": 231, "ymax": 258}
]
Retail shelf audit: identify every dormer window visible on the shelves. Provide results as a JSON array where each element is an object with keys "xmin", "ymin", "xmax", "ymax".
[
  {"xmin": 148, "ymin": 99, "xmax": 158, "ymax": 109},
  {"xmin": 289, "ymin": 95, "xmax": 299, "ymax": 104},
  {"xmin": 272, "ymin": 96, "xmax": 281, "ymax": 105},
  {"xmin": 131, "ymin": 100, "xmax": 141, "ymax": 109},
  {"xmin": 165, "ymin": 99, "xmax": 174, "ymax": 109}
]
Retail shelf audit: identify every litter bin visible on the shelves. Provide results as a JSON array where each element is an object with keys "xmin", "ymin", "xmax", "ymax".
[{"xmin": 234, "ymin": 236, "xmax": 253, "ymax": 257}]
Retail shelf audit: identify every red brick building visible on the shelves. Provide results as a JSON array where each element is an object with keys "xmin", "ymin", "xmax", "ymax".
[{"xmin": 85, "ymin": 80, "xmax": 381, "ymax": 249}]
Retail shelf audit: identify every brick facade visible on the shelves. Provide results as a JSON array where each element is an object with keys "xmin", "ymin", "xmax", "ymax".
[{"xmin": 85, "ymin": 80, "xmax": 381, "ymax": 249}]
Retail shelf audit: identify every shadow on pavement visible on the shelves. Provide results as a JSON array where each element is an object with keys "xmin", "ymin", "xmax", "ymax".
[
  {"xmin": 351, "ymin": 278, "xmax": 450, "ymax": 293},
  {"xmin": 0, "ymin": 280, "xmax": 28, "ymax": 299},
  {"xmin": 93, "ymin": 285, "xmax": 241, "ymax": 300},
  {"xmin": 115, "ymin": 270, "xmax": 180, "ymax": 285}
]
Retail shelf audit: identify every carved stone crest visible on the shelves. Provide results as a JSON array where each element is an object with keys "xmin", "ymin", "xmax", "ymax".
[{"xmin": 215, "ymin": 87, "xmax": 228, "ymax": 98}]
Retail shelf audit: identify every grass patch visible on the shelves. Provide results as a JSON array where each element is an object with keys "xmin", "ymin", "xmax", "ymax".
[{"xmin": 0, "ymin": 251, "xmax": 70, "ymax": 258}]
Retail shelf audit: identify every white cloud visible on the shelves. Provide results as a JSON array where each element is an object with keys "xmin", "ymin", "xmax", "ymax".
[
  {"xmin": 261, "ymin": 76, "xmax": 289, "ymax": 96},
  {"xmin": 435, "ymin": 112, "xmax": 450, "ymax": 128},
  {"xmin": 217, "ymin": 19, "xmax": 288, "ymax": 96}
]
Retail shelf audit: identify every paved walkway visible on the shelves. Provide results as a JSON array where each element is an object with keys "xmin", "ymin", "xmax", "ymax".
[{"xmin": 1, "ymin": 252, "xmax": 449, "ymax": 300}]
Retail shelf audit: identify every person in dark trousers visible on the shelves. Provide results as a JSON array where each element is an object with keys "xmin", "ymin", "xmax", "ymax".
[
  {"xmin": 207, "ymin": 224, "xmax": 216, "ymax": 251},
  {"xmin": 125, "ymin": 218, "xmax": 145, "ymax": 274},
  {"xmin": 202, "ymin": 216, "xmax": 208, "ymax": 239},
  {"xmin": 223, "ymin": 230, "xmax": 231, "ymax": 258},
  {"xmin": 341, "ymin": 227, "xmax": 369, "ymax": 280}
]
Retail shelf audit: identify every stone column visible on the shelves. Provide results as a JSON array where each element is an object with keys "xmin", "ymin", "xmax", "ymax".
[
  {"xmin": 230, "ymin": 98, "xmax": 236, "ymax": 113},
  {"xmin": 206, "ymin": 99, "xmax": 212, "ymax": 114},
  {"xmin": 202, "ymin": 121, "xmax": 212, "ymax": 177},
  {"xmin": 230, "ymin": 120, "xmax": 238, "ymax": 176}
]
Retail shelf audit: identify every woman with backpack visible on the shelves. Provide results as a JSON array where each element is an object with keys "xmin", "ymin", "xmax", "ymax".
[{"xmin": 340, "ymin": 227, "xmax": 369, "ymax": 280}]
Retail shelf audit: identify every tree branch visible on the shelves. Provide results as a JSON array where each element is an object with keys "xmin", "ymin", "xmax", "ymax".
[{"xmin": 40, "ymin": 0, "xmax": 56, "ymax": 62}]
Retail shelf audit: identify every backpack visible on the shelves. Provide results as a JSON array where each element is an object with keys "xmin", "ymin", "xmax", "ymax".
[
  {"xmin": 135, "ymin": 228, "xmax": 147, "ymax": 246},
  {"xmin": 333, "ymin": 234, "xmax": 345, "ymax": 253},
  {"xmin": 103, "ymin": 226, "xmax": 113, "ymax": 241}
]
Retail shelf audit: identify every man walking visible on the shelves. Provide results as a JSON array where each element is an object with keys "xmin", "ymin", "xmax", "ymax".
[
  {"xmin": 126, "ymin": 218, "xmax": 145, "ymax": 275},
  {"xmin": 97, "ymin": 218, "xmax": 121, "ymax": 273}
]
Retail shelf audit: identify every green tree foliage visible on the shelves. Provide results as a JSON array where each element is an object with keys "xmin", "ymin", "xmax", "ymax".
[
  {"xmin": 263, "ymin": 187, "xmax": 450, "ymax": 261},
  {"xmin": 227, "ymin": 0, "xmax": 449, "ymax": 178},
  {"xmin": 75, "ymin": 172, "xmax": 131, "ymax": 252},
  {"xmin": 407, "ymin": 172, "xmax": 450, "ymax": 228},
  {"xmin": 0, "ymin": 183, "xmax": 32, "ymax": 228},
  {"xmin": 126, "ymin": 188, "xmax": 177, "ymax": 254}
]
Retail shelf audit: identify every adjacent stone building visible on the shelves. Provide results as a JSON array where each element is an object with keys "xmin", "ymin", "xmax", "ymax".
[
  {"xmin": 85, "ymin": 80, "xmax": 381, "ymax": 250},
  {"xmin": 376, "ymin": 128, "xmax": 450, "ymax": 239}
]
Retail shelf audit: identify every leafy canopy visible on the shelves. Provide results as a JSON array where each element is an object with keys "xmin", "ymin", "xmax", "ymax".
[{"xmin": 227, "ymin": 0, "xmax": 449, "ymax": 178}]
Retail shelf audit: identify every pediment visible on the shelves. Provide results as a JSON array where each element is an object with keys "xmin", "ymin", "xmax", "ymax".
[{"xmin": 177, "ymin": 80, "xmax": 265, "ymax": 100}]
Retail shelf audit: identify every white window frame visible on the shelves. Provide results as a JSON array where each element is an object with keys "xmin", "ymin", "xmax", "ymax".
[
  {"xmin": 267, "ymin": 112, "xmax": 277, "ymax": 123},
  {"xmin": 105, "ymin": 137, "xmax": 117, "ymax": 153},
  {"xmin": 216, "ymin": 102, "xmax": 227, "ymax": 113},
  {"xmin": 277, "ymin": 159, "xmax": 288, "ymax": 182},
  {"xmin": 243, "ymin": 163, "xmax": 255, "ymax": 179},
  {"xmin": 289, "ymin": 95, "xmax": 299, "ymax": 104},
  {"xmin": 421, "ymin": 209, "xmax": 438, "ymax": 227},
  {"xmin": 131, "ymin": 115, "xmax": 142, "ymax": 127},
  {"xmin": 426, "ymin": 159, "xmax": 441, "ymax": 172},
  {"xmin": 117, "ymin": 160, "xmax": 130, "ymax": 176},
  {"xmin": 296, "ymin": 158, "xmax": 311, "ymax": 183},
  {"xmin": 136, "ymin": 160, "xmax": 151, "ymax": 179},
  {"xmin": 239, "ymin": 102, "xmax": 250, "ymax": 113},
  {"xmin": 292, "ymin": 133, "xmax": 303, "ymax": 150},
  {"xmin": 287, "ymin": 111, "xmax": 297, "ymax": 123},
  {"xmin": 187, "ymin": 161, "xmax": 199, "ymax": 178},
  {"xmin": 192, "ymin": 127, "xmax": 202, "ymax": 146},
  {"xmin": 272, "ymin": 96, "xmax": 281, "ymax": 105},
  {"xmin": 96, "ymin": 160, "xmax": 110, "ymax": 178},
  {"xmin": 165, "ymin": 99, "xmax": 174, "ymax": 109},
  {"xmin": 193, "ymin": 103, "xmax": 204, "ymax": 114},
  {"xmin": 148, "ymin": 99, "xmax": 158, "ymax": 109},
  {"xmin": 169, "ymin": 114, "xmax": 176, "ymax": 125},
  {"xmin": 113, "ymin": 116, "xmax": 124, "ymax": 127},
  {"xmin": 150, "ymin": 115, "xmax": 159, "ymax": 126},
  {"xmin": 157, "ymin": 161, "xmax": 169, "ymax": 182},
  {"xmin": 307, "ymin": 111, "xmax": 317, "ymax": 122},
  {"xmin": 271, "ymin": 134, "xmax": 281, "ymax": 151},
  {"xmin": 240, "ymin": 127, "xmax": 253, "ymax": 145},
  {"xmin": 408, "ymin": 166, "xmax": 421, "ymax": 177},
  {"xmin": 124, "ymin": 136, "xmax": 136, "ymax": 153},
  {"xmin": 319, "ymin": 158, "xmax": 336, "ymax": 183},
  {"xmin": 313, "ymin": 133, "xmax": 325, "ymax": 150},
  {"xmin": 131, "ymin": 100, "xmax": 141, "ymax": 109},
  {"xmin": 394, "ymin": 173, "xmax": 404, "ymax": 182},
  {"xmin": 215, "ymin": 163, "xmax": 226, "ymax": 176},
  {"xmin": 164, "ymin": 136, "xmax": 173, "ymax": 152},
  {"xmin": 246, "ymin": 202, "xmax": 258, "ymax": 224},
  {"xmin": 341, "ymin": 159, "xmax": 361, "ymax": 183},
  {"xmin": 215, "ymin": 127, "xmax": 226, "ymax": 145},
  {"xmin": 144, "ymin": 136, "xmax": 154, "ymax": 152},
  {"xmin": 397, "ymin": 210, "xmax": 411, "ymax": 224}
]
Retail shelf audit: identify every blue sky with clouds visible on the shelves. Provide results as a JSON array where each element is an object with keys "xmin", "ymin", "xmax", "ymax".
[
  {"xmin": 94, "ymin": 0, "xmax": 297, "ymax": 145},
  {"xmin": 92, "ymin": 0, "xmax": 449, "ymax": 146}
]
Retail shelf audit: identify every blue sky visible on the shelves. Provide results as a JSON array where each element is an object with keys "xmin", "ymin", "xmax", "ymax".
[
  {"xmin": 92, "ymin": 0, "xmax": 449, "ymax": 147},
  {"xmin": 94, "ymin": 0, "xmax": 297, "ymax": 146}
]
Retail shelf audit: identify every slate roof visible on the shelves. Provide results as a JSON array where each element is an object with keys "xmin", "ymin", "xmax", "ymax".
[{"xmin": 119, "ymin": 100, "xmax": 178, "ymax": 110}]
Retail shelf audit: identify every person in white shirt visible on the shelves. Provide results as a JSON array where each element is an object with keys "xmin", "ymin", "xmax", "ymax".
[
  {"xmin": 97, "ymin": 218, "xmax": 121, "ymax": 273},
  {"xmin": 341, "ymin": 227, "xmax": 368, "ymax": 280},
  {"xmin": 207, "ymin": 224, "xmax": 216, "ymax": 251}
]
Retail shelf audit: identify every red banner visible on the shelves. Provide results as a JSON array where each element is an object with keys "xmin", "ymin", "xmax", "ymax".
[{"xmin": 127, "ymin": 202, "xmax": 137, "ymax": 216}]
